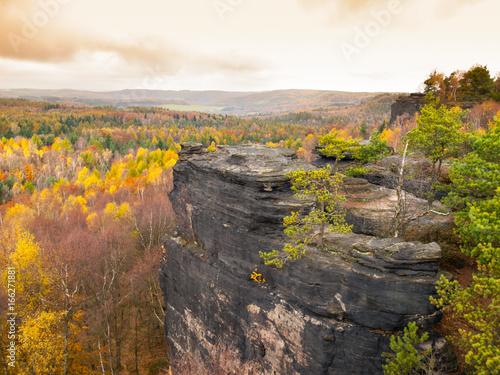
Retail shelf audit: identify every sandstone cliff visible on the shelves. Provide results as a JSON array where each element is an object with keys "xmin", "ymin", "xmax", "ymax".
[
  {"xmin": 160, "ymin": 144, "xmax": 445, "ymax": 374},
  {"xmin": 389, "ymin": 93, "xmax": 426, "ymax": 125}
]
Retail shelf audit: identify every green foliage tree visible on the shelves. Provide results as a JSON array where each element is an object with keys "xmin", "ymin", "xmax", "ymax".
[
  {"xmin": 103, "ymin": 132, "xmax": 112, "ymax": 149},
  {"xmin": 382, "ymin": 322, "xmax": 432, "ymax": 375},
  {"xmin": 260, "ymin": 165, "xmax": 351, "ymax": 268},
  {"xmin": 444, "ymin": 117, "xmax": 500, "ymax": 261},
  {"xmin": 432, "ymin": 192, "xmax": 500, "ymax": 374},
  {"xmin": 355, "ymin": 133, "xmax": 391, "ymax": 164},
  {"xmin": 359, "ymin": 122, "xmax": 367, "ymax": 138},
  {"xmin": 493, "ymin": 75, "xmax": 500, "ymax": 101},
  {"xmin": 318, "ymin": 131, "xmax": 360, "ymax": 172},
  {"xmin": 458, "ymin": 65, "xmax": 495, "ymax": 102},
  {"xmin": 31, "ymin": 134, "xmax": 43, "ymax": 149},
  {"xmin": 424, "ymin": 70, "xmax": 445, "ymax": 98},
  {"xmin": 405, "ymin": 93, "xmax": 465, "ymax": 205},
  {"xmin": 377, "ymin": 120, "xmax": 387, "ymax": 135},
  {"xmin": 432, "ymin": 117, "xmax": 500, "ymax": 374},
  {"xmin": 79, "ymin": 151, "xmax": 96, "ymax": 169}
]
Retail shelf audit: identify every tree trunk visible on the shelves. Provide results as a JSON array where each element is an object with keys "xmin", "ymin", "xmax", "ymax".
[
  {"xmin": 427, "ymin": 159, "xmax": 442, "ymax": 208},
  {"xmin": 114, "ymin": 312, "xmax": 122, "ymax": 373},
  {"xmin": 106, "ymin": 321, "xmax": 115, "ymax": 375},
  {"xmin": 135, "ymin": 308, "xmax": 140, "ymax": 375},
  {"xmin": 318, "ymin": 201, "xmax": 325, "ymax": 247},
  {"xmin": 98, "ymin": 340, "xmax": 106, "ymax": 375},
  {"xmin": 394, "ymin": 141, "xmax": 409, "ymax": 237},
  {"xmin": 63, "ymin": 316, "xmax": 69, "ymax": 375}
]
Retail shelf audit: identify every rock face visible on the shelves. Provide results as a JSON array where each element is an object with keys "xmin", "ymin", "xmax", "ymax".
[
  {"xmin": 343, "ymin": 177, "xmax": 452, "ymax": 236},
  {"xmin": 390, "ymin": 93, "xmax": 426, "ymax": 125},
  {"xmin": 160, "ymin": 144, "xmax": 443, "ymax": 374},
  {"xmin": 360, "ymin": 155, "xmax": 450, "ymax": 202}
]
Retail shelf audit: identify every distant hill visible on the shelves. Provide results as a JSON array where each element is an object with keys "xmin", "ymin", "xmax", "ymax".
[
  {"xmin": 253, "ymin": 93, "xmax": 402, "ymax": 126},
  {"xmin": 324, "ymin": 92, "xmax": 402, "ymax": 123},
  {"xmin": 0, "ymin": 88, "xmax": 384, "ymax": 116}
]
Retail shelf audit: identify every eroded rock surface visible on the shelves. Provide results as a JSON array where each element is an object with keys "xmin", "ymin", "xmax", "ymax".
[
  {"xmin": 362, "ymin": 155, "xmax": 450, "ymax": 202},
  {"xmin": 390, "ymin": 93, "xmax": 426, "ymax": 125},
  {"xmin": 160, "ymin": 144, "xmax": 444, "ymax": 374},
  {"xmin": 343, "ymin": 177, "xmax": 452, "ymax": 236}
]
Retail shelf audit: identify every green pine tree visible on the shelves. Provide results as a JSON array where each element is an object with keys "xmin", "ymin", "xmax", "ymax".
[{"xmin": 260, "ymin": 165, "xmax": 351, "ymax": 268}]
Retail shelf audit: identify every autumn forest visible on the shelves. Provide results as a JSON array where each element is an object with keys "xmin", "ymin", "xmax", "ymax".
[{"xmin": 1, "ymin": 63, "xmax": 500, "ymax": 374}]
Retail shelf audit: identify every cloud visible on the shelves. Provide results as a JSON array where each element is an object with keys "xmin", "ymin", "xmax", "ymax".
[
  {"xmin": 296, "ymin": 0, "xmax": 486, "ymax": 19},
  {"xmin": 297, "ymin": 0, "xmax": 392, "ymax": 15},
  {"xmin": 0, "ymin": 0, "xmax": 263, "ymax": 75},
  {"xmin": 434, "ymin": 0, "xmax": 486, "ymax": 18}
]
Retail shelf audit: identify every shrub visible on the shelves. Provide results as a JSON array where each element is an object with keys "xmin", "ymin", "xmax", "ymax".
[
  {"xmin": 383, "ymin": 322, "xmax": 436, "ymax": 375},
  {"xmin": 345, "ymin": 166, "xmax": 368, "ymax": 177}
]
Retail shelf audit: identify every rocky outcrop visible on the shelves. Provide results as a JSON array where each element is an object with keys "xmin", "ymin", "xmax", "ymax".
[
  {"xmin": 343, "ymin": 177, "xmax": 452, "ymax": 236},
  {"xmin": 390, "ymin": 93, "xmax": 426, "ymax": 125},
  {"xmin": 360, "ymin": 155, "xmax": 450, "ymax": 202},
  {"xmin": 160, "ymin": 144, "xmax": 445, "ymax": 374},
  {"xmin": 313, "ymin": 152, "xmax": 449, "ymax": 202}
]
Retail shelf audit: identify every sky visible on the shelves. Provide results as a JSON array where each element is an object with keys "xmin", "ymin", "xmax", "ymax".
[{"xmin": 0, "ymin": 0, "xmax": 498, "ymax": 93}]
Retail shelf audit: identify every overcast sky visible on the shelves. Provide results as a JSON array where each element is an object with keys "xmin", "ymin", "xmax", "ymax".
[{"xmin": 0, "ymin": 0, "xmax": 498, "ymax": 93}]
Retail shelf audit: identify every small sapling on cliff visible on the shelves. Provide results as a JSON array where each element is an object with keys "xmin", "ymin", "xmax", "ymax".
[{"xmin": 260, "ymin": 165, "xmax": 352, "ymax": 268}]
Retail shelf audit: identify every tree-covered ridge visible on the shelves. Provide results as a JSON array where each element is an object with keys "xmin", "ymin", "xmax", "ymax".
[
  {"xmin": 0, "ymin": 89, "xmax": 381, "ymax": 116},
  {"xmin": 424, "ymin": 64, "xmax": 500, "ymax": 104},
  {"xmin": 0, "ymin": 97, "xmax": 396, "ymax": 204},
  {"xmin": 0, "ymin": 97, "xmax": 336, "ymax": 147}
]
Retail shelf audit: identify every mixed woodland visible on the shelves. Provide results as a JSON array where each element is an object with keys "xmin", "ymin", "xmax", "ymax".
[{"xmin": 0, "ymin": 64, "xmax": 499, "ymax": 374}]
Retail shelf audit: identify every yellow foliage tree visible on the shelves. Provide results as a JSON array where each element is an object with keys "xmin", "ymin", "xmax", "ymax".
[
  {"xmin": 146, "ymin": 164, "xmax": 163, "ymax": 185},
  {"xmin": 18, "ymin": 311, "xmax": 66, "ymax": 375},
  {"xmin": 6, "ymin": 231, "xmax": 50, "ymax": 311},
  {"xmin": 61, "ymin": 195, "xmax": 88, "ymax": 219},
  {"xmin": 104, "ymin": 202, "xmax": 133, "ymax": 222},
  {"xmin": 88, "ymin": 170, "xmax": 103, "ymax": 190},
  {"xmin": 2, "ymin": 204, "xmax": 35, "ymax": 238},
  {"xmin": 206, "ymin": 141, "xmax": 217, "ymax": 153}
]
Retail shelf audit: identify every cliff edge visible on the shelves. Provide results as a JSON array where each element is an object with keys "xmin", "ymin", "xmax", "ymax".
[
  {"xmin": 159, "ymin": 144, "xmax": 444, "ymax": 374},
  {"xmin": 389, "ymin": 93, "xmax": 426, "ymax": 125}
]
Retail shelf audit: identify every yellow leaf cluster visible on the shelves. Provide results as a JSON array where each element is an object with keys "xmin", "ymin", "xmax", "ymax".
[
  {"xmin": 86, "ymin": 212, "xmax": 99, "ymax": 231},
  {"xmin": 266, "ymin": 141, "xmax": 280, "ymax": 147},
  {"xmin": 250, "ymin": 269, "xmax": 266, "ymax": 284},
  {"xmin": 3, "ymin": 204, "xmax": 35, "ymax": 234},
  {"xmin": 104, "ymin": 202, "xmax": 132, "ymax": 222},
  {"xmin": 32, "ymin": 188, "xmax": 63, "ymax": 218},
  {"xmin": 18, "ymin": 311, "xmax": 66, "ymax": 375},
  {"xmin": 6, "ymin": 231, "xmax": 51, "ymax": 303},
  {"xmin": 62, "ymin": 195, "xmax": 88, "ymax": 216}
]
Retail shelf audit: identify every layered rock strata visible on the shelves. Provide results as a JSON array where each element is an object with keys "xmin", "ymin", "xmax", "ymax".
[
  {"xmin": 160, "ymin": 144, "xmax": 444, "ymax": 374},
  {"xmin": 343, "ymin": 177, "xmax": 452, "ymax": 236},
  {"xmin": 389, "ymin": 93, "xmax": 426, "ymax": 125}
]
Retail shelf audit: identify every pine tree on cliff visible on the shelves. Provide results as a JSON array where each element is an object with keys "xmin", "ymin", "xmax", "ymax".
[
  {"xmin": 317, "ymin": 131, "xmax": 360, "ymax": 173},
  {"xmin": 260, "ymin": 165, "xmax": 352, "ymax": 269},
  {"xmin": 405, "ymin": 92, "xmax": 465, "ymax": 207},
  {"xmin": 432, "ymin": 116, "xmax": 500, "ymax": 374}
]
